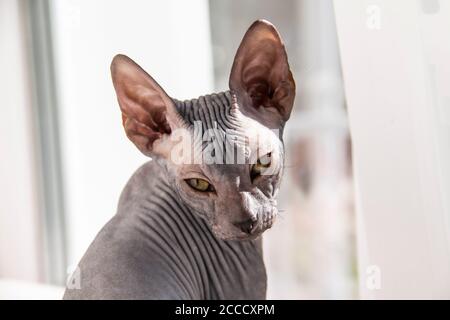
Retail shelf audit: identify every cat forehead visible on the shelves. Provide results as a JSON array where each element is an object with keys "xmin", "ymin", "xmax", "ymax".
[
  {"xmin": 167, "ymin": 91, "xmax": 284, "ymax": 166},
  {"xmin": 174, "ymin": 91, "xmax": 281, "ymax": 141},
  {"xmin": 174, "ymin": 91, "xmax": 235, "ymax": 130}
]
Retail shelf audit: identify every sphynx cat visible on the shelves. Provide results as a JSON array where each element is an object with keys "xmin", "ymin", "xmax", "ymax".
[{"xmin": 64, "ymin": 20, "xmax": 295, "ymax": 300}]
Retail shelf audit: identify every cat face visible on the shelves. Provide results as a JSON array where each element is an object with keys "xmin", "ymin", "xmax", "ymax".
[
  {"xmin": 167, "ymin": 102, "xmax": 286, "ymax": 240},
  {"xmin": 111, "ymin": 20, "xmax": 295, "ymax": 240}
]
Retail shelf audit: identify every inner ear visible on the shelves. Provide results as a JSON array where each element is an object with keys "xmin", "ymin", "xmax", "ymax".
[
  {"xmin": 111, "ymin": 54, "xmax": 184, "ymax": 157},
  {"xmin": 229, "ymin": 20, "xmax": 296, "ymax": 126}
]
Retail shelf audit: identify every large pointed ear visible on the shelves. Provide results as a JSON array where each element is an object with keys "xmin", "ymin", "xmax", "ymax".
[
  {"xmin": 229, "ymin": 20, "xmax": 296, "ymax": 128},
  {"xmin": 111, "ymin": 54, "xmax": 184, "ymax": 157}
]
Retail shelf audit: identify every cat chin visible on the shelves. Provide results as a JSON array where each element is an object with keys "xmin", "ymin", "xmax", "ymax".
[
  {"xmin": 211, "ymin": 225, "xmax": 267, "ymax": 241},
  {"xmin": 232, "ymin": 233, "xmax": 264, "ymax": 241},
  {"xmin": 217, "ymin": 233, "xmax": 263, "ymax": 241}
]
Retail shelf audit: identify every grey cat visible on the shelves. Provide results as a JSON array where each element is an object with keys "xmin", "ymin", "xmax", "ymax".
[{"xmin": 63, "ymin": 19, "xmax": 295, "ymax": 300}]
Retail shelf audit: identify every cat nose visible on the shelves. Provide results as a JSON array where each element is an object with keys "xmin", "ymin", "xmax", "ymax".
[{"xmin": 234, "ymin": 217, "xmax": 258, "ymax": 234}]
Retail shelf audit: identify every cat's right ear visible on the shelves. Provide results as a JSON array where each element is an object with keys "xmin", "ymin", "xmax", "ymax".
[{"xmin": 111, "ymin": 54, "xmax": 184, "ymax": 158}]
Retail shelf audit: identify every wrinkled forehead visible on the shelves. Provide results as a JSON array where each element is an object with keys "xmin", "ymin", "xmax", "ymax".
[
  {"xmin": 168, "ymin": 91, "xmax": 284, "ymax": 168},
  {"xmin": 174, "ymin": 91, "xmax": 282, "ymax": 150},
  {"xmin": 174, "ymin": 92, "xmax": 235, "ymax": 131}
]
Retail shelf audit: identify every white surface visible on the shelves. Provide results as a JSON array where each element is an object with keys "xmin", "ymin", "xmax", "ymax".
[
  {"xmin": 334, "ymin": 0, "xmax": 450, "ymax": 298},
  {"xmin": 0, "ymin": 279, "xmax": 64, "ymax": 300},
  {"xmin": 50, "ymin": 0, "xmax": 215, "ymax": 270},
  {"xmin": 0, "ymin": 0, "xmax": 43, "ymax": 282}
]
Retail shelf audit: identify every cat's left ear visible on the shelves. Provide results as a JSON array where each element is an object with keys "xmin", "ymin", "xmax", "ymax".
[{"xmin": 229, "ymin": 20, "xmax": 296, "ymax": 128}]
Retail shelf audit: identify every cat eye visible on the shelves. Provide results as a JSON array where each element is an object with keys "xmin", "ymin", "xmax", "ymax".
[
  {"xmin": 185, "ymin": 178, "xmax": 215, "ymax": 192},
  {"xmin": 251, "ymin": 153, "xmax": 272, "ymax": 180}
]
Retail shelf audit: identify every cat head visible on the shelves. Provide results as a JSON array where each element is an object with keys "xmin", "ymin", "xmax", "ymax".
[{"xmin": 111, "ymin": 20, "xmax": 295, "ymax": 240}]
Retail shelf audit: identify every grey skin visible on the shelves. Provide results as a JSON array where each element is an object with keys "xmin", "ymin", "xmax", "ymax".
[{"xmin": 63, "ymin": 20, "xmax": 295, "ymax": 300}]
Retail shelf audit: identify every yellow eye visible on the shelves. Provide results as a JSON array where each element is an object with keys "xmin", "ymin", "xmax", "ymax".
[
  {"xmin": 185, "ymin": 178, "xmax": 214, "ymax": 192},
  {"xmin": 251, "ymin": 153, "xmax": 272, "ymax": 180}
]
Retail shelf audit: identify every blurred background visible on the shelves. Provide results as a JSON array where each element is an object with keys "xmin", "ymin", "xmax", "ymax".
[{"xmin": 1, "ymin": 0, "xmax": 449, "ymax": 299}]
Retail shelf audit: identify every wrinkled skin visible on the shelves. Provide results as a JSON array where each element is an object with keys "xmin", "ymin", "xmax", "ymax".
[
  {"xmin": 63, "ymin": 20, "xmax": 295, "ymax": 300},
  {"xmin": 165, "ymin": 115, "xmax": 286, "ymax": 240}
]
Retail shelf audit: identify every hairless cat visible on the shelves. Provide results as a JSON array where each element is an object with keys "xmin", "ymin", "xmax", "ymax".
[{"xmin": 63, "ymin": 20, "xmax": 295, "ymax": 300}]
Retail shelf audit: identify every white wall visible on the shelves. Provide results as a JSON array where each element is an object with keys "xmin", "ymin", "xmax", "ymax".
[
  {"xmin": 50, "ymin": 0, "xmax": 214, "ymax": 271},
  {"xmin": 0, "ymin": 0, "xmax": 43, "ymax": 282},
  {"xmin": 334, "ymin": 0, "xmax": 450, "ymax": 298}
]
